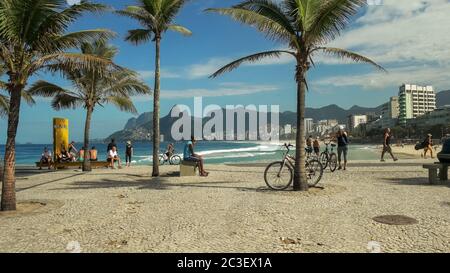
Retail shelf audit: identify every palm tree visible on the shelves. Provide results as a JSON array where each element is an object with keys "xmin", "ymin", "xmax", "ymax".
[
  {"xmin": 0, "ymin": 0, "xmax": 116, "ymax": 211},
  {"xmin": 206, "ymin": 0, "xmax": 385, "ymax": 191},
  {"xmin": 117, "ymin": 0, "xmax": 192, "ymax": 177},
  {"xmin": 28, "ymin": 40, "xmax": 151, "ymax": 172}
]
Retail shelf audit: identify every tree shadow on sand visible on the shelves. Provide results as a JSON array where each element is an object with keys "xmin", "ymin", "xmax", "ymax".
[
  {"xmin": 48, "ymin": 175, "xmax": 266, "ymax": 192},
  {"xmin": 381, "ymin": 177, "xmax": 450, "ymax": 187}
]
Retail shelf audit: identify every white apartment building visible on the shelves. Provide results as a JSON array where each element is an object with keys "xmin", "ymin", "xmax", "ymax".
[
  {"xmin": 399, "ymin": 84, "xmax": 436, "ymax": 124},
  {"xmin": 348, "ymin": 115, "xmax": 368, "ymax": 130},
  {"xmin": 305, "ymin": 118, "xmax": 314, "ymax": 134}
]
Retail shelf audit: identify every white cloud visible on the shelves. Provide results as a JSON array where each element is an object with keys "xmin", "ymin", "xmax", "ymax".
[
  {"xmin": 132, "ymin": 83, "xmax": 279, "ymax": 101},
  {"xmin": 315, "ymin": 0, "xmax": 450, "ymax": 90},
  {"xmin": 185, "ymin": 51, "xmax": 295, "ymax": 79},
  {"xmin": 138, "ymin": 70, "xmax": 181, "ymax": 80}
]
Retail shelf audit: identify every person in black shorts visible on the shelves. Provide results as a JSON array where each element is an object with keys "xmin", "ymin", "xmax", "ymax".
[
  {"xmin": 107, "ymin": 139, "xmax": 117, "ymax": 154},
  {"xmin": 381, "ymin": 128, "xmax": 398, "ymax": 162},
  {"xmin": 125, "ymin": 141, "xmax": 133, "ymax": 167}
]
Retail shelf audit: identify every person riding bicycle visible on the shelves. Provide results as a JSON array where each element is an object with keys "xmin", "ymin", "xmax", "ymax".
[{"xmin": 166, "ymin": 143, "xmax": 174, "ymax": 159}]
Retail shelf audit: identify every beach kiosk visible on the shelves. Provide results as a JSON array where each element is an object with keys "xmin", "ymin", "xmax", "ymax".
[
  {"xmin": 53, "ymin": 118, "xmax": 69, "ymax": 163},
  {"xmin": 46, "ymin": 117, "xmax": 109, "ymax": 169}
]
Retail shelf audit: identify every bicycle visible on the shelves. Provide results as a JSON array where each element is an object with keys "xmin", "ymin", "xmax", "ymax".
[
  {"xmin": 159, "ymin": 151, "xmax": 181, "ymax": 165},
  {"xmin": 320, "ymin": 142, "xmax": 338, "ymax": 172},
  {"xmin": 264, "ymin": 143, "xmax": 324, "ymax": 190}
]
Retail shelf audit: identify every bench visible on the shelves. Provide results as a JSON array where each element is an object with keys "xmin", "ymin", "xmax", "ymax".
[
  {"xmin": 423, "ymin": 163, "xmax": 449, "ymax": 185},
  {"xmin": 179, "ymin": 160, "xmax": 198, "ymax": 177},
  {"xmin": 35, "ymin": 161, "xmax": 110, "ymax": 170}
]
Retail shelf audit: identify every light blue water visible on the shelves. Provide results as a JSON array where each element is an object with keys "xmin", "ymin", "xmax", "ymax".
[{"xmin": 0, "ymin": 141, "xmax": 380, "ymax": 166}]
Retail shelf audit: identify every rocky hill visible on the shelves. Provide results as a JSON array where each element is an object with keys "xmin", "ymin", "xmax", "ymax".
[{"xmin": 106, "ymin": 104, "xmax": 382, "ymax": 142}]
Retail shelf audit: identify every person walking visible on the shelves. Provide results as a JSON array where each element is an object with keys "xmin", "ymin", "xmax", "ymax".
[
  {"xmin": 381, "ymin": 128, "xmax": 398, "ymax": 162},
  {"xmin": 423, "ymin": 134, "xmax": 434, "ymax": 159},
  {"xmin": 125, "ymin": 141, "xmax": 134, "ymax": 167}
]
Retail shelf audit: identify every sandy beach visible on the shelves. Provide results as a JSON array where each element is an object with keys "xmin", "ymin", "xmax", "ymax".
[{"xmin": 0, "ymin": 159, "xmax": 449, "ymax": 253}]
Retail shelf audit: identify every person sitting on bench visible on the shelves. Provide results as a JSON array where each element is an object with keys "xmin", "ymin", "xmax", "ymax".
[
  {"xmin": 78, "ymin": 147, "xmax": 85, "ymax": 162},
  {"xmin": 57, "ymin": 147, "xmax": 71, "ymax": 163},
  {"xmin": 39, "ymin": 147, "xmax": 53, "ymax": 170},
  {"xmin": 108, "ymin": 146, "xmax": 122, "ymax": 169},
  {"xmin": 183, "ymin": 136, "xmax": 208, "ymax": 177},
  {"xmin": 90, "ymin": 146, "xmax": 98, "ymax": 162},
  {"xmin": 68, "ymin": 141, "xmax": 78, "ymax": 162}
]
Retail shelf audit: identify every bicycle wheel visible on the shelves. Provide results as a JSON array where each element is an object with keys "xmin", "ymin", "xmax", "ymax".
[
  {"xmin": 159, "ymin": 155, "xmax": 166, "ymax": 165},
  {"xmin": 306, "ymin": 159, "xmax": 323, "ymax": 187},
  {"xmin": 319, "ymin": 152, "xmax": 329, "ymax": 169},
  {"xmin": 264, "ymin": 161, "xmax": 293, "ymax": 191},
  {"xmin": 170, "ymin": 155, "xmax": 181, "ymax": 165},
  {"xmin": 329, "ymin": 153, "xmax": 338, "ymax": 172}
]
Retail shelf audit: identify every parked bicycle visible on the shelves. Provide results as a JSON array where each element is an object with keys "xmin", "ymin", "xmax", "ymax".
[
  {"xmin": 264, "ymin": 143, "xmax": 324, "ymax": 190},
  {"xmin": 320, "ymin": 142, "xmax": 338, "ymax": 172},
  {"xmin": 159, "ymin": 151, "xmax": 181, "ymax": 165}
]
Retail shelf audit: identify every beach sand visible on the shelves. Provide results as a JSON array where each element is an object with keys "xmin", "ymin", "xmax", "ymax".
[
  {"xmin": 0, "ymin": 159, "xmax": 449, "ymax": 253},
  {"xmin": 389, "ymin": 144, "xmax": 443, "ymax": 159}
]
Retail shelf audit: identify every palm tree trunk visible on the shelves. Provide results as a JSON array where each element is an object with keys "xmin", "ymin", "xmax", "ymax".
[
  {"xmin": 293, "ymin": 62, "xmax": 309, "ymax": 191},
  {"xmin": 152, "ymin": 36, "xmax": 161, "ymax": 177},
  {"xmin": 82, "ymin": 106, "xmax": 93, "ymax": 172},
  {"xmin": 1, "ymin": 85, "xmax": 22, "ymax": 211}
]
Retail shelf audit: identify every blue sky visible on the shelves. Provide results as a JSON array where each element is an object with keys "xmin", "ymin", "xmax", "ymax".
[{"xmin": 1, "ymin": 0, "xmax": 449, "ymax": 144}]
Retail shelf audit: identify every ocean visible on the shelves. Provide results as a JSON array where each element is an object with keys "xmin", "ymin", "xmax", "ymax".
[{"xmin": 0, "ymin": 141, "xmax": 380, "ymax": 166}]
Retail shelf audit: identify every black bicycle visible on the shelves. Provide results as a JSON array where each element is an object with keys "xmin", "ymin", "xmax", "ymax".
[
  {"xmin": 264, "ymin": 144, "xmax": 324, "ymax": 190},
  {"xmin": 159, "ymin": 151, "xmax": 181, "ymax": 165},
  {"xmin": 320, "ymin": 142, "xmax": 338, "ymax": 172}
]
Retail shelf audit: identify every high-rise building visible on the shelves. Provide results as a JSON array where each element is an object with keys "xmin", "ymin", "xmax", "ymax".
[
  {"xmin": 389, "ymin": 96, "xmax": 399, "ymax": 119},
  {"xmin": 399, "ymin": 84, "xmax": 436, "ymax": 124},
  {"xmin": 380, "ymin": 96, "xmax": 399, "ymax": 128},
  {"xmin": 304, "ymin": 118, "xmax": 314, "ymax": 134},
  {"xmin": 347, "ymin": 115, "xmax": 368, "ymax": 130}
]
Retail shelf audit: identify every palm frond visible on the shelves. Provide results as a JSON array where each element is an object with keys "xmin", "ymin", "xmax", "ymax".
[
  {"xmin": 103, "ymin": 70, "xmax": 151, "ymax": 97},
  {"xmin": 124, "ymin": 29, "xmax": 153, "ymax": 45},
  {"xmin": 29, "ymin": 52, "xmax": 123, "ymax": 77},
  {"xmin": 51, "ymin": 93, "xmax": 83, "ymax": 111},
  {"xmin": 314, "ymin": 47, "xmax": 387, "ymax": 72},
  {"xmin": 27, "ymin": 80, "xmax": 71, "ymax": 97},
  {"xmin": 205, "ymin": 6, "xmax": 294, "ymax": 43},
  {"xmin": 167, "ymin": 24, "xmax": 192, "ymax": 36},
  {"xmin": 21, "ymin": 90, "xmax": 35, "ymax": 106},
  {"xmin": 0, "ymin": 93, "xmax": 9, "ymax": 117},
  {"xmin": 210, "ymin": 50, "xmax": 296, "ymax": 78},
  {"xmin": 102, "ymin": 96, "xmax": 137, "ymax": 114},
  {"xmin": 306, "ymin": 0, "xmax": 365, "ymax": 45},
  {"xmin": 115, "ymin": 6, "xmax": 157, "ymax": 29}
]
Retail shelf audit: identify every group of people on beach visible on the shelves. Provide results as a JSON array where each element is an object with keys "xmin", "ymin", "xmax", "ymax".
[
  {"xmin": 105, "ymin": 139, "xmax": 134, "ymax": 169},
  {"xmin": 306, "ymin": 126, "xmax": 437, "ymax": 171},
  {"xmin": 38, "ymin": 139, "xmax": 134, "ymax": 169},
  {"xmin": 306, "ymin": 126, "xmax": 350, "ymax": 170}
]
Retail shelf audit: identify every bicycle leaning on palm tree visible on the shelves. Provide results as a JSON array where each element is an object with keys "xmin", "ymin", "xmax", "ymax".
[{"xmin": 264, "ymin": 143, "xmax": 324, "ymax": 190}]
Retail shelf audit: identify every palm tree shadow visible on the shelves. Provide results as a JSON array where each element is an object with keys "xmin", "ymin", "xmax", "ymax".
[{"xmin": 49, "ymin": 176, "xmax": 262, "ymax": 192}]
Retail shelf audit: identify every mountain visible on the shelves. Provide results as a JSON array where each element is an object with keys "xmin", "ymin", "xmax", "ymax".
[
  {"xmin": 437, "ymin": 90, "xmax": 450, "ymax": 107},
  {"xmin": 106, "ymin": 104, "xmax": 382, "ymax": 142}
]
